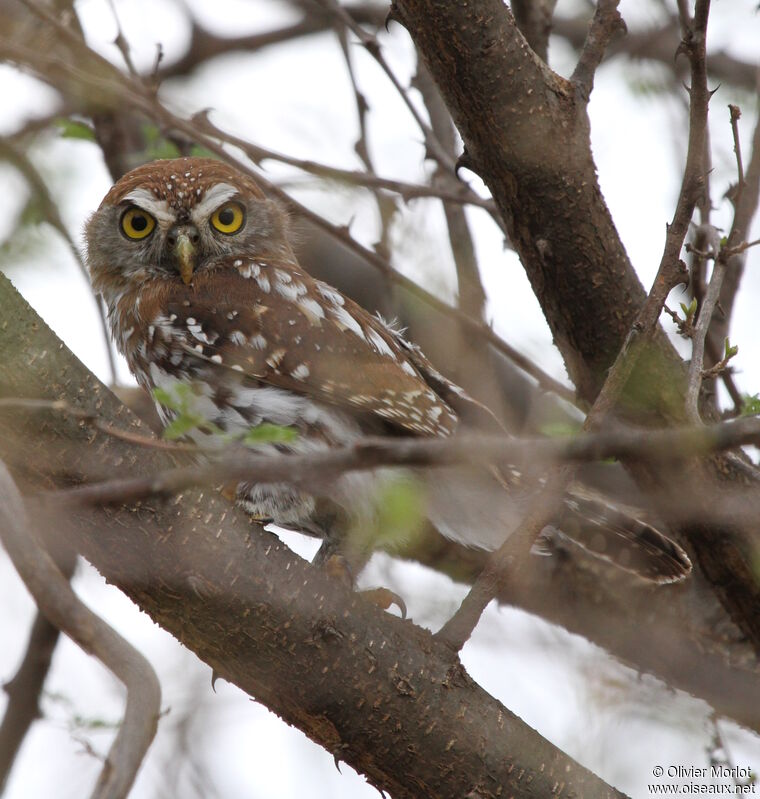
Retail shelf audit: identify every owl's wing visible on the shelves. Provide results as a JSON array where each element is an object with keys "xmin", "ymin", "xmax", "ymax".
[{"xmin": 149, "ymin": 258, "xmax": 462, "ymax": 437}]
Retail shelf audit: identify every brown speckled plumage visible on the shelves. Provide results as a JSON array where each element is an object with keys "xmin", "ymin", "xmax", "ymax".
[{"xmin": 86, "ymin": 157, "xmax": 692, "ymax": 583}]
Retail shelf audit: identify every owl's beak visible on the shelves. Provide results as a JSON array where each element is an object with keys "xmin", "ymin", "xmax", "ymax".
[{"xmin": 169, "ymin": 227, "xmax": 198, "ymax": 285}]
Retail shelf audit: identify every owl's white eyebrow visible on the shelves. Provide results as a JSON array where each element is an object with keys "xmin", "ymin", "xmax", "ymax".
[
  {"xmin": 122, "ymin": 189, "xmax": 175, "ymax": 224},
  {"xmin": 191, "ymin": 183, "xmax": 239, "ymax": 222}
]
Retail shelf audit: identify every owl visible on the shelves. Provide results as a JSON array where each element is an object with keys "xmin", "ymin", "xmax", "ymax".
[{"xmin": 86, "ymin": 157, "xmax": 691, "ymax": 588}]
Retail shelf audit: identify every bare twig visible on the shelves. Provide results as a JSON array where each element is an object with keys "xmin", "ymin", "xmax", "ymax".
[
  {"xmin": 728, "ymin": 104, "xmax": 746, "ymax": 207},
  {"xmin": 105, "ymin": 0, "xmax": 138, "ymax": 77},
  {"xmin": 571, "ymin": 0, "xmax": 626, "ymax": 101},
  {"xmin": 193, "ymin": 115, "xmax": 494, "ymax": 211},
  {"xmin": 0, "ymin": 459, "xmax": 161, "ymax": 799},
  {"xmin": 685, "ymin": 243, "xmax": 728, "ymax": 422},
  {"xmin": 0, "ymin": 547, "xmax": 76, "ymax": 794},
  {"xmin": 316, "ymin": 0, "xmax": 457, "ymax": 172},
  {"xmin": 0, "ymin": 141, "xmax": 118, "ymax": 386},
  {"xmin": 590, "ymin": 0, "xmax": 711, "ymax": 421},
  {"xmin": 413, "ymin": 63, "xmax": 488, "ymax": 320},
  {"xmin": 705, "ymin": 103, "xmax": 760, "ymax": 372},
  {"xmin": 330, "ymin": 12, "xmax": 399, "ymax": 258},
  {"xmin": 0, "ymin": 397, "xmax": 196, "ymax": 453},
  {"xmin": 37, "ymin": 416, "xmax": 760, "ymax": 509},
  {"xmin": 158, "ymin": 3, "xmax": 387, "ymax": 80}
]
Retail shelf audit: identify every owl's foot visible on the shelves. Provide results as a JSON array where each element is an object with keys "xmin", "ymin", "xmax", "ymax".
[
  {"xmin": 359, "ymin": 587, "xmax": 407, "ymax": 619},
  {"xmin": 320, "ymin": 553, "xmax": 407, "ymax": 618}
]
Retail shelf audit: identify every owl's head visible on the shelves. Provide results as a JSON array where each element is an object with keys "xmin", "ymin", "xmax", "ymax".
[{"xmin": 86, "ymin": 157, "xmax": 292, "ymax": 300}]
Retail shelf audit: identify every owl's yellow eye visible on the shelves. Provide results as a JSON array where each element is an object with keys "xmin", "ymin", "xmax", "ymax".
[
  {"xmin": 121, "ymin": 207, "xmax": 156, "ymax": 240},
  {"xmin": 211, "ymin": 202, "xmax": 245, "ymax": 235}
]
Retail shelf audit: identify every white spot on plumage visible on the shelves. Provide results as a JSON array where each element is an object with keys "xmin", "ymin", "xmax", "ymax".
[
  {"xmin": 229, "ymin": 330, "xmax": 247, "ymax": 346},
  {"xmin": 266, "ymin": 349, "xmax": 287, "ymax": 370},
  {"xmin": 366, "ymin": 327, "xmax": 395, "ymax": 358},
  {"xmin": 256, "ymin": 274, "xmax": 271, "ymax": 293},
  {"xmin": 317, "ymin": 283, "xmax": 345, "ymax": 307},
  {"xmin": 275, "ymin": 269, "xmax": 292, "ymax": 283},
  {"xmin": 210, "ymin": 354, "xmax": 223, "ymax": 364},
  {"xmin": 249, "ymin": 334, "xmax": 267, "ymax": 350},
  {"xmin": 275, "ymin": 281, "xmax": 303, "ymax": 302},
  {"xmin": 330, "ymin": 306, "xmax": 366, "ymax": 341},
  {"xmin": 401, "ymin": 361, "xmax": 417, "ymax": 377},
  {"xmin": 291, "ymin": 363, "xmax": 310, "ymax": 380},
  {"xmin": 298, "ymin": 297, "xmax": 325, "ymax": 325}
]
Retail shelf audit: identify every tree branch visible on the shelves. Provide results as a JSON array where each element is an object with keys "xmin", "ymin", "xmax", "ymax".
[
  {"xmin": 0, "ymin": 273, "xmax": 625, "ymax": 799},
  {"xmin": 571, "ymin": 0, "xmax": 626, "ymax": 101},
  {"xmin": 0, "ymin": 459, "xmax": 161, "ymax": 799}
]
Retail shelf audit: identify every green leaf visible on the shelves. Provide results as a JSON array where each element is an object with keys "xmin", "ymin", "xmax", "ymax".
[
  {"xmin": 162, "ymin": 415, "xmax": 200, "ymax": 440},
  {"xmin": 371, "ymin": 479, "xmax": 426, "ymax": 549},
  {"xmin": 539, "ymin": 421, "xmax": 581, "ymax": 438},
  {"xmin": 679, "ymin": 299, "xmax": 697, "ymax": 320},
  {"xmin": 741, "ymin": 394, "xmax": 760, "ymax": 416},
  {"xmin": 151, "ymin": 386, "xmax": 178, "ymax": 410},
  {"xmin": 190, "ymin": 144, "xmax": 218, "ymax": 159},
  {"xmin": 243, "ymin": 423, "xmax": 299, "ymax": 445},
  {"xmin": 55, "ymin": 117, "xmax": 96, "ymax": 141},
  {"xmin": 140, "ymin": 122, "xmax": 181, "ymax": 161},
  {"xmin": 724, "ymin": 338, "xmax": 739, "ymax": 360}
]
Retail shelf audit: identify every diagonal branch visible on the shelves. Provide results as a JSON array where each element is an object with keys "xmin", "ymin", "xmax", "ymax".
[
  {"xmin": 571, "ymin": 0, "xmax": 626, "ymax": 101},
  {"xmin": 0, "ymin": 459, "xmax": 161, "ymax": 799}
]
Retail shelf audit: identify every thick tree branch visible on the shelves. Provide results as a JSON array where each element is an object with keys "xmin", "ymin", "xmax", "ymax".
[{"xmin": 0, "ymin": 274, "xmax": 624, "ymax": 799}]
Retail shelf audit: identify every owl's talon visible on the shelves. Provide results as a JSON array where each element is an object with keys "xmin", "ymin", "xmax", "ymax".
[
  {"xmin": 220, "ymin": 482, "xmax": 238, "ymax": 501},
  {"xmin": 321, "ymin": 555, "xmax": 406, "ymax": 617},
  {"xmin": 359, "ymin": 587, "xmax": 407, "ymax": 619}
]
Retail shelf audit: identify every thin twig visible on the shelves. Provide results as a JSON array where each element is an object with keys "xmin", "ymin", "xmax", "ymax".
[
  {"xmin": 37, "ymin": 416, "xmax": 760, "ymax": 509},
  {"xmin": 0, "ymin": 398, "xmax": 196, "ymax": 453},
  {"xmin": 0, "ymin": 547, "xmax": 76, "ymax": 794},
  {"xmin": 571, "ymin": 0, "xmax": 626, "ymax": 101},
  {"xmin": 0, "ymin": 141, "xmax": 119, "ymax": 386},
  {"xmin": 728, "ymin": 104, "xmax": 746, "ymax": 206},
  {"xmin": 105, "ymin": 0, "xmax": 138, "ymax": 77},
  {"xmin": 316, "ymin": 0, "xmax": 457, "ymax": 173},
  {"xmin": 0, "ymin": 459, "xmax": 161, "ymax": 799},
  {"xmin": 193, "ymin": 115, "xmax": 494, "ymax": 211}
]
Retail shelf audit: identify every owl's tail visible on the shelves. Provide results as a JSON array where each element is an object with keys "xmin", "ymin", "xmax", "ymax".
[{"xmin": 424, "ymin": 467, "xmax": 692, "ymax": 584}]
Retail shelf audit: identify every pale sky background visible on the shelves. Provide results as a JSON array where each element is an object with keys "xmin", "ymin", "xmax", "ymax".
[{"xmin": 1, "ymin": 1, "xmax": 760, "ymax": 797}]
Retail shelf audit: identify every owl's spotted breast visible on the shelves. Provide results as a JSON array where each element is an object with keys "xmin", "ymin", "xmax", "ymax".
[{"xmin": 116, "ymin": 255, "xmax": 459, "ymax": 439}]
